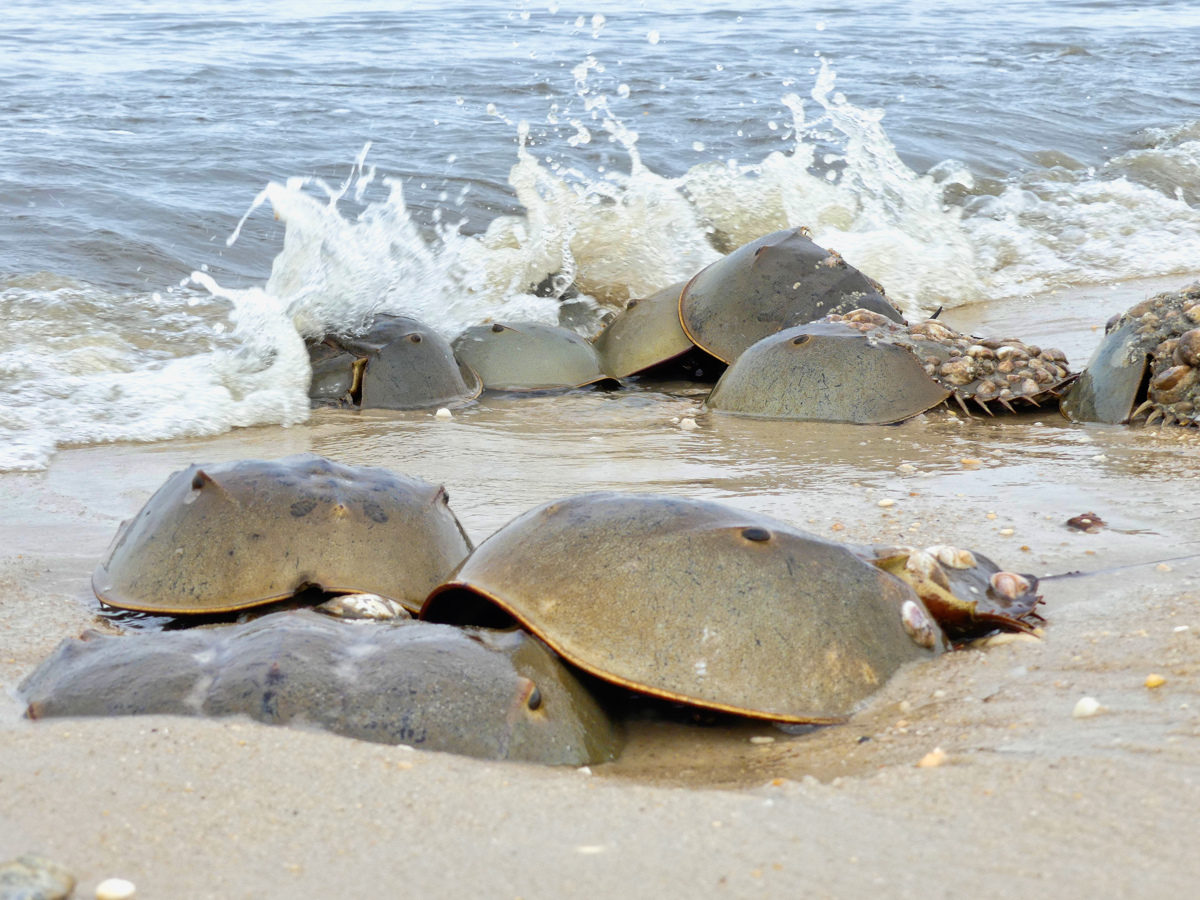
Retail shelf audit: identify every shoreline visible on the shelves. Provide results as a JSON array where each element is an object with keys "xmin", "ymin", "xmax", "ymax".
[{"xmin": 4, "ymin": 276, "xmax": 1200, "ymax": 897}]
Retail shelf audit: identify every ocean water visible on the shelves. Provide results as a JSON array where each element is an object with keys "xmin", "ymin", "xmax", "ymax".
[{"xmin": 3, "ymin": 0, "xmax": 1200, "ymax": 471}]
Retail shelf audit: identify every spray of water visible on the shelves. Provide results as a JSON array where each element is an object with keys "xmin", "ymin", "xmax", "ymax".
[{"xmin": 4, "ymin": 58, "xmax": 1200, "ymax": 470}]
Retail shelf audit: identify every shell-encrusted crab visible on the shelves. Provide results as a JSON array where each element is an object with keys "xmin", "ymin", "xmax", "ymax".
[
  {"xmin": 828, "ymin": 309, "xmax": 1075, "ymax": 416},
  {"xmin": 1061, "ymin": 282, "xmax": 1200, "ymax": 427},
  {"xmin": 864, "ymin": 544, "xmax": 1043, "ymax": 642}
]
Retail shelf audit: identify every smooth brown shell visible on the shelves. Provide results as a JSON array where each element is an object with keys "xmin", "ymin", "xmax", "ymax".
[
  {"xmin": 423, "ymin": 492, "xmax": 943, "ymax": 724},
  {"xmin": 93, "ymin": 454, "xmax": 473, "ymax": 616}
]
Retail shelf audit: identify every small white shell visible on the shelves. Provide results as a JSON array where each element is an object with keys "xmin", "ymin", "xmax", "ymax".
[
  {"xmin": 989, "ymin": 571, "xmax": 1032, "ymax": 601},
  {"xmin": 901, "ymin": 599, "xmax": 939, "ymax": 649},
  {"xmin": 905, "ymin": 550, "xmax": 950, "ymax": 590},
  {"xmin": 926, "ymin": 544, "xmax": 977, "ymax": 570},
  {"xmin": 1072, "ymin": 696, "xmax": 1103, "ymax": 718},
  {"xmin": 96, "ymin": 878, "xmax": 137, "ymax": 900},
  {"xmin": 317, "ymin": 593, "xmax": 411, "ymax": 620}
]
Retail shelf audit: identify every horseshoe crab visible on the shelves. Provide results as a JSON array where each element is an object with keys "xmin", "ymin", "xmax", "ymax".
[
  {"xmin": 1061, "ymin": 282, "xmax": 1200, "ymax": 426},
  {"xmin": 422, "ymin": 492, "xmax": 944, "ymax": 724},
  {"xmin": 452, "ymin": 321, "xmax": 611, "ymax": 392},
  {"xmin": 308, "ymin": 314, "xmax": 481, "ymax": 410},
  {"xmin": 93, "ymin": 454, "xmax": 473, "ymax": 617},
  {"xmin": 824, "ymin": 309, "xmax": 1075, "ymax": 415},
  {"xmin": 594, "ymin": 281, "xmax": 724, "ymax": 381},
  {"xmin": 678, "ymin": 227, "xmax": 904, "ymax": 364},
  {"xmin": 19, "ymin": 610, "xmax": 619, "ymax": 765},
  {"xmin": 705, "ymin": 321, "xmax": 951, "ymax": 423},
  {"xmin": 864, "ymin": 544, "xmax": 1042, "ymax": 641}
]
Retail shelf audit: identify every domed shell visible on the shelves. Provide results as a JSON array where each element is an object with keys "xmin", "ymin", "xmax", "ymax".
[
  {"xmin": 705, "ymin": 322, "xmax": 949, "ymax": 423},
  {"xmin": 452, "ymin": 322, "xmax": 609, "ymax": 391},
  {"xmin": 93, "ymin": 454, "xmax": 473, "ymax": 616},
  {"xmin": 679, "ymin": 227, "xmax": 903, "ymax": 364},
  {"xmin": 21, "ymin": 610, "xmax": 620, "ymax": 765},
  {"xmin": 594, "ymin": 281, "xmax": 697, "ymax": 378},
  {"xmin": 422, "ymin": 492, "xmax": 943, "ymax": 723},
  {"xmin": 317, "ymin": 314, "xmax": 482, "ymax": 410}
]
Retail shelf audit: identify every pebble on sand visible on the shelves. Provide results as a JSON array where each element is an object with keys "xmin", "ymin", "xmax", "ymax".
[
  {"xmin": 960, "ymin": 458, "xmax": 982, "ymax": 468},
  {"xmin": 1072, "ymin": 696, "xmax": 1103, "ymax": 718},
  {"xmin": 96, "ymin": 877, "xmax": 137, "ymax": 900},
  {"xmin": 0, "ymin": 855, "xmax": 75, "ymax": 900},
  {"xmin": 434, "ymin": 407, "xmax": 452, "ymax": 419},
  {"xmin": 877, "ymin": 499, "xmax": 896, "ymax": 508},
  {"xmin": 1145, "ymin": 673, "xmax": 1167, "ymax": 689},
  {"xmin": 916, "ymin": 747, "xmax": 947, "ymax": 768},
  {"xmin": 679, "ymin": 417, "xmax": 699, "ymax": 431}
]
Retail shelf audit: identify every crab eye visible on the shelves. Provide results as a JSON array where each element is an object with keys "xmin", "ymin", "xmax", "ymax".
[
  {"xmin": 791, "ymin": 335, "xmax": 811, "ymax": 346},
  {"xmin": 741, "ymin": 527, "xmax": 771, "ymax": 542},
  {"xmin": 491, "ymin": 323, "xmax": 505, "ymax": 333},
  {"xmin": 408, "ymin": 333, "xmax": 422, "ymax": 344},
  {"xmin": 526, "ymin": 685, "xmax": 543, "ymax": 711}
]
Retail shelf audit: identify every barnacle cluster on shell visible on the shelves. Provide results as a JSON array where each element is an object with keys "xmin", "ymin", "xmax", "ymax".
[
  {"xmin": 826, "ymin": 308, "xmax": 1074, "ymax": 415},
  {"xmin": 1117, "ymin": 283, "xmax": 1200, "ymax": 426}
]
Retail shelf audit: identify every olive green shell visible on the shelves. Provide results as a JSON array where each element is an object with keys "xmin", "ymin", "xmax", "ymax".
[
  {"xmin": 679, "ymin": 228, "xmax": 903, "ymax": 364},
  {"xmin": 93, "ymin": 454, "xmax": 473, "ymax": 616},
  {"xmin": 594, "ymin": 281, "xmax": 696, "ymax": 378},
  {"xmin": 423, "ymin": 492, "xmax": 943, "ymax": 724},
  {"xmin": 314, "ymin": 314, "xmax": 482, "ymax": 410},
  {"xmin": 20, "ymin": 610, "xmax": 619, "ymax": 765},
  {"xmin": 705, "ymin": 322, "xmax": 950, "ymax": 423},
  {"xmin": 1061, "ymin": 284, "xmax": 1200, "ymax": 427},
  {"xmin": 452, "ymin": 322, "xmax": 609, "ymax": 391},
  {"xmin": 1060, "ymin": 317, "xmax": 1146, "ymax": 423}
]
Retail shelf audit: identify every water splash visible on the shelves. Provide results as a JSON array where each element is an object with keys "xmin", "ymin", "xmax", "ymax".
[
  {"xmin": 6, "ymin": 59, "xmax": 1200, "ymax": 471},
  {"xmin": 0, "ymin": 277, "xmax": 309, "ymax": 472}
]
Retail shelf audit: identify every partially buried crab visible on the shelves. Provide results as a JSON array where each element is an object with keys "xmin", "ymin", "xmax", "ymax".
[{"xmin": 1062, "ymin": 282, "xmax": 1200, "ymax": 427}]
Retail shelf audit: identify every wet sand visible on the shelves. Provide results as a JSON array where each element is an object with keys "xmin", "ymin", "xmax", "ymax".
[{"xmin": 3, "ymin": 278, "xmax": 1200, "ymax": 898}]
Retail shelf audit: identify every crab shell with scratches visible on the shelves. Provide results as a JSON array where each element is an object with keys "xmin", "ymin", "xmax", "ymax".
[
  {"xmin": 20, "ymin": 610, "xmax": 620, "ymax": 765},
  {"xmin": 422, "ymin": 492, "xmax": 947, "ymax": 725},
  {"xmin": 1061, "ymin": 282, "xmax": 1200, "ymax": 426},
  {"xmin": 92, "ymin": 454, "xmax": 474, "ymax": 617}
]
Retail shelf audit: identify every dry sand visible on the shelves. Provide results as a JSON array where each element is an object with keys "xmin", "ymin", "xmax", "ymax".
[{"xmin": 3, "ymin": 279, "xmax": 1199, "ymax": 898}]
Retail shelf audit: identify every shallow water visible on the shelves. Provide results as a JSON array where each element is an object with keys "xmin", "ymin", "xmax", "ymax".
[{"xmin": 3, "ymin": 1, "xmax": 1200, "ymax": 469}]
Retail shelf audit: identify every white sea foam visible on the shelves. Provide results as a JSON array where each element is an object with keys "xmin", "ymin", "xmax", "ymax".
[
  {"xmin": 4, "ymin": 60, "xmax": 1200, "ymax": 471},
  {"xmin": 0, "ymin": 278, "xmax": 310, "ymax": 471},
  {"xmin": 250, "ymin": 57, "xmax": 1200, "ymax": 331}
]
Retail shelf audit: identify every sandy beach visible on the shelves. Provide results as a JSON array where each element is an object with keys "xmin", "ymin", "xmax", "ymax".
[{"xmin": 3, "ymin": 279, "xmax": 1200, "ymax": 898}]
